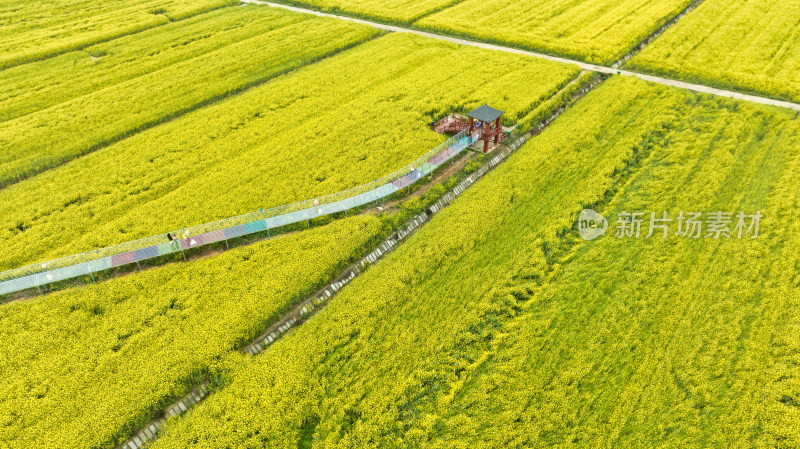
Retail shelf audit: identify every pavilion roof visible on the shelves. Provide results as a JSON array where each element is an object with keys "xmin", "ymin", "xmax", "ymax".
[{"xmin": 467, "ymin": 103, "xmax": 504, "ymax": 122}]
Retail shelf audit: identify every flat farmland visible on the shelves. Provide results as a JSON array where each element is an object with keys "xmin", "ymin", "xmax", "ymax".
[
  {"xmin": 272, "ymin": 0, "xmax": 459, "ymax": 23},
  {"xmin": 416, "ymin": 0, "xmax": 695, "ymax": 64},
  {"xmin": 0, "ymin": 6, "xmax": 380, "ymax": 187},
  {"xmin": 0, "ymin": 32, "xmax": 579, "ymax": 271},
  {"xmin": 148, "ymin": 77, "xmax": 800, "ymax": 447},
  {"xmin": 0, "ymin": 7, "xmax": 316, "ymax": 121},
  {"xmin": 628, "ymin": 0, "xmax": 800, "ymax": 103},
  {"xmin": 0, "ymin": 216, "xmax": 383, "ymax": 449},
  {"xmin": 4, "ymin": 0, "xmax": 799, "ymax": 447},
  {"xmin": 0, "ymin": 0, "xmax": 237, "ymax": 69},
  {"xmin": 271, "ymin": 0, "xmax": 695, "ymax": 65},
  {"xmin": 422, "ymin": 79, "xmax": 800, "ymax": 447}
]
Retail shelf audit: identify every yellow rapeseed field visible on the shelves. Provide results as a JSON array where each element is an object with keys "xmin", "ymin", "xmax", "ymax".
[
  {"xmin": 0, "ymin": 6, "xmax": 380, "ymax": 187},
  {"xmin": 272, "ymin": 0, "xmax": 693, "ymax": 64},
  {"xmin": 416, "ymin": 0, "xmax": 694, "ymax": 64},
  {"xmin": 0, "ymin": 0, "xmax": 237, "ymax": 70},
  {"xmin": 0, "ymin": 216, "xmax": 383, "ymax": 449},
  {"xmin": 0, "ymin": 32, "xmax": 579, "ymax": 271},
  {"xmin": 151, "ymin": 76, "xmax": 800, "ymax": 448},
  {"xmin": 629, "ymin": 0, "xmax": 800, "ymax": 103}
]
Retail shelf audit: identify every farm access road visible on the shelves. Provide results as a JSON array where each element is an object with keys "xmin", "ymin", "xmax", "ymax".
[{"xmin": 241, "ymin": 0, "xmax": 800, "ymax": 113}]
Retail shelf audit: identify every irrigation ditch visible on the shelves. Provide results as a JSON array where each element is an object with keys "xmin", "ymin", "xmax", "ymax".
[{"xmin": 611, "ymin": 0, "xmax": 707, "ymax": 69}]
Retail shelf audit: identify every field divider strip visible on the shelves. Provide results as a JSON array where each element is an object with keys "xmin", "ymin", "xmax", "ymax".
[
  {"xmin": 0, "ymin": 2, "xmax": 238, "ymax": 71},
  {"xmin": 241, "ymin": 0, "xmax": 800, "ymax": 112},
  {"xmin": 113, "ymin": 70, "xmax": 608, "ymax": 449},
  {"xmin": 0, "ymin": 30, "xmax": 384, "ymax": 190},
  {"xmin": 611, "ymin": 0, "xmax": 706, "ymax": 69}
]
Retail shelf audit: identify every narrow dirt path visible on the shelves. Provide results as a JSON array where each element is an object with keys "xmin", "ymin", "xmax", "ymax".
[{"xmin": 241, "ymin": 0, "xmax": 800, "ymax": 112}]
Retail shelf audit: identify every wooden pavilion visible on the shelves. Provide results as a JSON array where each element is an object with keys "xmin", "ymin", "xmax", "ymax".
[{"xmin": 467, "ymin": 103, "xmax": 505, "ymax": 153}]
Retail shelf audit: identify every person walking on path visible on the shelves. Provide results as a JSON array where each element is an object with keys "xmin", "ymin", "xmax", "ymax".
[{"xmin": 168, "ymin": 232, "xmax": 179, "ymax": 249}]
